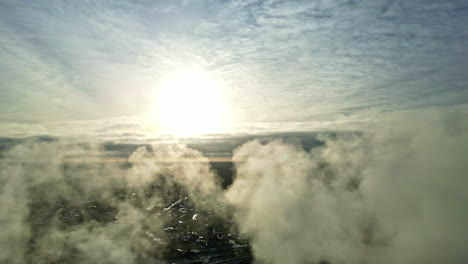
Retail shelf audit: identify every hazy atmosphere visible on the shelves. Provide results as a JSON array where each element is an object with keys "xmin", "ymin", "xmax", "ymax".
[{"xmin": 1, "ymin": 1, "xmax": 467, "ymax": 264}]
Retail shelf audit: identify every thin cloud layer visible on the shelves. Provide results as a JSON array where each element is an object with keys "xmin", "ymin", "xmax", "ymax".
[{"xmin": 1, "ymin": 0, "xmax": 467, "ymax": 132}]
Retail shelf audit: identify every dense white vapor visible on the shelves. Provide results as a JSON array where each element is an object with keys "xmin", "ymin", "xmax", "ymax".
[
  {"xmin": 226, "ymin": 104, "xmax": 468, "ymax": 264},
  {"xmin": 0, "ymin": 140, "xmax": 221, "ymax": 263},
  {"xmin": 1, "ymin": 105, "xmax": 467, "ymax": 263},
  {"xmin": 129, "ymin": 144, "xmax": 220, "ymax": 193}
]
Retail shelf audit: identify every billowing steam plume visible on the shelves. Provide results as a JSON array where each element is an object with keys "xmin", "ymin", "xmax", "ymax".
[
  {"xmin": 226, "ymin": 105, "xmax": 468, "ymax": 264},
  {"xmin": 1, "ymin": 105, "xmax": 468, "ymax": 264}
]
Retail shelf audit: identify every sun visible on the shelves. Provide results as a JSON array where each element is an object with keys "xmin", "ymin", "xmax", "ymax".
[{"xmin": 154, "ymin": 67, "xmax": 227, "ymax": 136}]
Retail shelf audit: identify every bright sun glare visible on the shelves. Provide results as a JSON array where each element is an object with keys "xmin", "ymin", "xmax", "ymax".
[{"xmin": 155, "ymin": 67, "xmax": 227, "ymax": 136}]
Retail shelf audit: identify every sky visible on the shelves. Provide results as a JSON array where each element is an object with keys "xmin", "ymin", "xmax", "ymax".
[{"xmin": 1, "ymin": 0, "xmax": 468, "ymax": 137}]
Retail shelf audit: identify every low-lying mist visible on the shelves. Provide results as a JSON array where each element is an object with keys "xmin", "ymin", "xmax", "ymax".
[{"xmin": 1, "ymin": 105, "xmax": 467, "ymax": 264}]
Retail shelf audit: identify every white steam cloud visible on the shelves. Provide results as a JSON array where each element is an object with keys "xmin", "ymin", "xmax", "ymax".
[
  {"xmin": 226, "ymin": 104, "xmax": 468, "ymax": 264},
  {"xmin": 0, "ymin": 141, "xmax": 221, "ymax": 263},
  {"xmin": 1, "ymin": 105, "xmax": 468, "ymax": 263}
]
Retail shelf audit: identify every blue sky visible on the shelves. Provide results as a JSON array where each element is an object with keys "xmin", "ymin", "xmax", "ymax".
[{"xmin": 1, "ymin": 0, "xmax": 467, "ymax": 137}]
